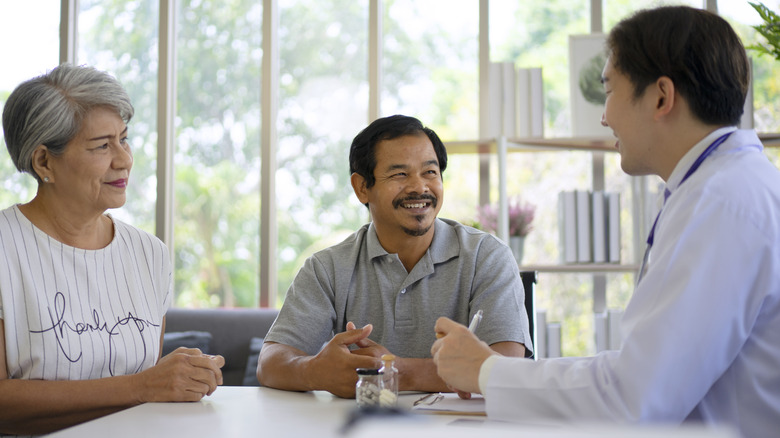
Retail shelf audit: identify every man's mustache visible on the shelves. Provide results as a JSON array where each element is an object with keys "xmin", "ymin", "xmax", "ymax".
[{"xmin": 392, "ymin": 194, "xmax": 438, "ymax": 209}]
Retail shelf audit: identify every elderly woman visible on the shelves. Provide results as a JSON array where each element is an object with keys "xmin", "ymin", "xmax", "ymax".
[{"xmin": 0, "ymin": 64, "xmax": 224, "ymax": 435}]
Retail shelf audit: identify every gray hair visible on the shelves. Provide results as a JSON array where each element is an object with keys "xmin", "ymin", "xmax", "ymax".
[{"xmin": 2, "ymin": 64, "xmax": 134, "ymax": 182}]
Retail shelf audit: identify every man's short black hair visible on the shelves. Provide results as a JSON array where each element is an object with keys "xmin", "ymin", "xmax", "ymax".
[{"xmin": 349, "ymin": 115, "xmax": 447, "ymax": 190}]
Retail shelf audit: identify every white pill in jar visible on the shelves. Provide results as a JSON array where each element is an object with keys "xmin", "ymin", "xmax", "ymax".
[{"xmin": 355, "ymin": 368, "xmax": 383, "ymax": 408}]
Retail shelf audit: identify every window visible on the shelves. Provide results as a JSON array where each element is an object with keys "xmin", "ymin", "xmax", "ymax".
[
  {"xmin": 173, "ymin": 0, "xmax": 263, "ymax": 307},
  {"xmin": 3, "ymin": 0, "xmax": 779, "ymax": 356},
  {"xmin": 719, "ymin": 0, "xmax": 780, "ymax": 168},
  {"xmin": 275, "ymin": 0, "xmax": 370, "ymax": 302},
  {"xmin": 489, "ymin": 0, "xmax": 604, "ymax": 356},
  {"xmin": 604, "ymin": 0, "xmax": 702, "ymax": 29},
  {"xmin": 0, "ymin": 0, "xmax": 59, "ymax": 208},
  {"xmin": 383, "ymin": 0, "xmax": 480, "ymax": 246},
  {"xmin": 79, "ymin": 0, "xmax": 264, "ymax": 308},
  {"xmin": 79, "ymin": 0, "xmax": 159, "ymax": 231}
]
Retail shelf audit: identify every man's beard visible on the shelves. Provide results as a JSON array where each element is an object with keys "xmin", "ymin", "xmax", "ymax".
[
  {"xmin": 394, "ymin": 194, "xmax": 438, "ymax": 237},
  {"xmin": 401, "ymin": 219, "xmax": 432, "ymax": 237}
]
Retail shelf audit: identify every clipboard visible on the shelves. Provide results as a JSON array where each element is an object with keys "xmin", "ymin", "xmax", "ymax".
[{"xmin": 410, "ymin": 392, "xmax": 486, "ymax": 416}]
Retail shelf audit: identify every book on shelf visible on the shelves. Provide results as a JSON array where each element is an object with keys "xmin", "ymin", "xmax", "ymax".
[
  {"xmin": 558, "ymin": 189, "xmax": 621, "ymax": 264},
  {"xmin": 740, "ymin": 58, "xmax": 753, "ymax": 130},
  {"xmin": 515, "ymin": 67, "xmax": 544, "ymax": 138},
  {"xmin": 594, "ymin": 308, "xmax": 624, "ymax": 351},
  {"xmin": 501, "ymin": 62, "xmax": 516, "ymax": 138},
  {"xmin": 592, "ymin": 190, "xmax": 607, "ymax": 263},
  {"xmin": 546, "ymin": 322, "xmax": 562, "ymax": 358},
  {"xmin": 608, "ymin": 308, "xmax": 623, "ymax": 350},
  {"xmin": 575, "ymin": 189, "xmax": 592, "ymax": 263},
  {"xmin": 487, "ymin": 62, "xmax": 503, "ymax": 138},
  {"xmin": 594, "ymin": 312, "xmax": 608, "ymax": 352},
  {"xmin": 558, "ymin": 190, "xmax": 577, "ymax": 264},
  {"xmin": 606, "ymin": 192, "xmax": 621, "ymax": 263},
  {"xmin": 487, "ymin": 62, "xmax": 544, "ymax": 138},
  {"xmin": 536, "ymin": 309, "xmax": 547, "ymax": 359}
]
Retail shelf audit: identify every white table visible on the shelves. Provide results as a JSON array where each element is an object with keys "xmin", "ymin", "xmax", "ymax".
[
  {"xmin": 46, "ymin": 386, "xmax": 739, "ymax": 438},
  {"xmin": 46, "ymin": 386, "xmax": 442, "ymax": 438},
  {"xmin": 47, "ymin": 386, "xmax": 366, "ymax": 438}
]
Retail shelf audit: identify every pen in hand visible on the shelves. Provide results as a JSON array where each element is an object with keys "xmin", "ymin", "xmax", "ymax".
[
  {"xmin": 436, "ymin": 309, "xmax": 483, "ymax": 339},
  {"xmin": 467, "ymin": 309, "xmax": 483, "ymax": 333}
]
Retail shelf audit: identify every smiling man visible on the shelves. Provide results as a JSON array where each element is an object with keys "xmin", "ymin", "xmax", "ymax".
[{"xmin": 257, "ymin": 115, "xmax": 532, "ymax": 398}]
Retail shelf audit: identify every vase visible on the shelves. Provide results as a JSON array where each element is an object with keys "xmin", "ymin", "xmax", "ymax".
[{"xmin": 509, "ymin": 236, "xmax": 525, "ymax": 265}]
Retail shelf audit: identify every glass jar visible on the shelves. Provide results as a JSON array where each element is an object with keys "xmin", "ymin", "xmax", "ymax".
[
  {"xmin": 378, "ymin": 354, "xmax": 398, "ymax": 407},
  {"xmin": 355, "ymin": 368, "xmax": 383, "ymax": 408}
]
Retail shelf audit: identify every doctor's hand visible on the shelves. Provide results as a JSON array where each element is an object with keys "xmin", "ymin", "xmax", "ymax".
[
  {"xmin": 307, "ymin": 323, "xmax": 380, "ymax": 398},
  {"xmin": 431, "ymin": 317, "xmax": 495, "ymax": 395}
]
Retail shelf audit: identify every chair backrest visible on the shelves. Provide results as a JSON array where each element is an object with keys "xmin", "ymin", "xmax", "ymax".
[{"xmin": 520, "ymin": 270, "xmax": 537, "ymax": 359}]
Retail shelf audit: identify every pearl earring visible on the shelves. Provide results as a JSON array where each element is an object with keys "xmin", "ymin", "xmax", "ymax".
[{"xmin": 44, "ymin": 177, "xmax": 50, "ymax": 182}]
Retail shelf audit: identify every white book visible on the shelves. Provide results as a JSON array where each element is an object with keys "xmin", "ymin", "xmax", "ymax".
[
  {"xmin": 575, "ymin": 189, "xmax": 592, "ymax": 263},
  {"xmin": 529, "ymin": 67, "xmax": 544, "ymax": 138},
  {"xmin": 501, "ymin": 62, "xmax": 516, "ymax": 138},
  {"xmin": 515, "ymin": 67, "xmax": 544, "ymax": 138},
  {"xmin": 558, "ymin": 191, "xmax": 577, "ymax": 264},
  {"xmin": 741, "ymin": 58, "xmax": 753, "ymax": 129},
  {"xmin": 591, "ymin": 190, "xmax": 607, "ymax": 263},
  {"xmin": 547, "ymin": 322, "xmax": 562, "ymax": 358},
  {"xmin": 515, "ymin": 68, "xmax": 531, "ymax": 137},
  {"xmin": 487, "ymin": 62, "xmax": 503, "ymax": 138},
  {"xmin": 606, "ymin": 192, "xmax": 621, "ymax": 263},
  {"xmin": 594, "ymin": 312, "xmax": 608, "ymax": 353},
  {"xmin": 608, "ymin": 308, "xmax": 623, "ymax": 350},
  {"xmin": 536, "ymin": 310, "xmax": 547, "ymax": 359}
]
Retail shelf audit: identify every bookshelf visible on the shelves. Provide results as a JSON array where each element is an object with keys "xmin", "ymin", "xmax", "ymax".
[
  {"xmin": 446, "ymin": 135, "xmax": 639, "ymax": 274},
  {"xmin": 521, "ymin": 263, "xmax": 640, "ymax": 273},
  {"xmin": 446, "ymin": 132, "xmax": 780, "ymax": 269},
  {"xmin": 445, "ymin": 136, "xmax": 619, "ymax": 154},
  {"xmin": 759, "ymin": 132, "xmax": 780, "ymax": 146},
  {"xmin": 446, "ymin": 132, "xmax": 780, "ymax": 316},
  {"xmin": 446, "ymin": 132, "xmax": 780, "ymax": 153}
]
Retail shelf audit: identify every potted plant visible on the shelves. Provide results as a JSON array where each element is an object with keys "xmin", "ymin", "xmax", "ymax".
[
  {"xmin": 747, "ymin": 2, "xmax": 780, "ymax": 61},
  {"xmin": 476, "ymin": 196, "xmax": 536, "ymax": 264}
]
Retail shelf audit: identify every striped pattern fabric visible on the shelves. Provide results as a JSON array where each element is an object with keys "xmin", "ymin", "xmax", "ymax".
[{"xmin": 0, "ymin": 205, "xmax": 172, "ymax": 380}]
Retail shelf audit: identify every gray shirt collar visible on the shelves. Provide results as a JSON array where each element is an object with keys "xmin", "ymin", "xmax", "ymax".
[{"xmin": 366, "ymin": 218, "xmax": 461, "ymax": 266}]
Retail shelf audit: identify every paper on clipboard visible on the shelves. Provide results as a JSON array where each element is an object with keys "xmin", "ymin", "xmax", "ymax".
[{"xmin": 411, "ymin": 392, "xmax": 486, "ymax": 416}]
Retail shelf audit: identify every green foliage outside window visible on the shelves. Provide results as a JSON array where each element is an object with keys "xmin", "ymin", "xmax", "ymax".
[
  {"xmin": 748, "ymin": 2, "xmax": 780, "ymax": 61},
  {"xmin": 2, "ymin": 0, "xmax": 779, "ymax": 357}
]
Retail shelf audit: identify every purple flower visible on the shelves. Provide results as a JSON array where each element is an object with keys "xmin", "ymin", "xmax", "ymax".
[{"xmin": 476, "ymin": 196, "xmax": 536, "ymax": 237}]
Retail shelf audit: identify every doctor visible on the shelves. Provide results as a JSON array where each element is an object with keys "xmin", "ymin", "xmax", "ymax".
[{"xmin": 431, "ymin": 6, "xmax": 780, "ymax": 437}]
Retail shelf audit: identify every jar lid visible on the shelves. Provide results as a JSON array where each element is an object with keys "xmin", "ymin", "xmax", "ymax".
[
  {"xmin": 381, "ymin": 354, "xmax": 395, "ymax": 361},
  {"xmin": 355, "ymin": 368, "xmax": 382, "ymax": 375}
]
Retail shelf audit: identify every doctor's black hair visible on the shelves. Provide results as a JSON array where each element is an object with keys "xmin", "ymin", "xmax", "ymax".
[{"xmin": 607, "ymin": 6, "xmax": 749, "ymax": 126}]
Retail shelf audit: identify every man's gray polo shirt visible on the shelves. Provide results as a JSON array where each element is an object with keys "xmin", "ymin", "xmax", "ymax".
[{"xmin": 265, "ymin": 218, "xmax": 532, "ymax": 358}]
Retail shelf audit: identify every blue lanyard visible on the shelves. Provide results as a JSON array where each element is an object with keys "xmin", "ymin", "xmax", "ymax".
[{"xmin": 646, "ymin": 132, "xmax": 732, "ymax": 247}]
